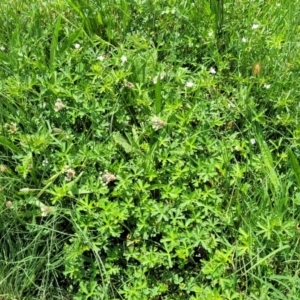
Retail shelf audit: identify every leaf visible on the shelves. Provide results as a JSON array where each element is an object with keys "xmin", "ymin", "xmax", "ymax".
[
  {"xmin": 49, "ymin": 16, "xmax": 61, "ymax": 74},
  {"xmin": 260, "ymin": 141, "xmax": 280, "ymax": 194},
  {"xmin": 288, "ymin": 148, "xmax": 300, "ymax": 187},
  {"xmin": 60, "ymin": 28, "xmax": 82, "ymax": 54},
  {"xmin": 0, "ymin": 136, "xmax": 22, "ymax": 154},
  {"xmin": 155, "ymin": 73, "xmax": 162, "ymax": 114},
  {"xmin": 113, "ymin": 132, "xmax": 134, "ymax": 153},
  {"xmin": 243, "ymin": 245, "xmax": 289, "ymax": 275}
]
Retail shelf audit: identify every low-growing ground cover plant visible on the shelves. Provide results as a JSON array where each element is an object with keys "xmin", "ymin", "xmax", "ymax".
[{"xmin": 1, "ymin": 0, "xmax": 300, "ymax": 299}]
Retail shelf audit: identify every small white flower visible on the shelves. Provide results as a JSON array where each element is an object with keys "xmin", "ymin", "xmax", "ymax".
[
  {"xmin": 276, "ymin": 3, "xmax": 281, "ymax": 6},
  {"xmin": 74, "ymin": 43, "xmax": 81, "ymax": 49},
  {"xmin": 185, "ymin": 81, "xmax": 194, "ymax": 87},
  {"xmin": 250, "ymin": 138, "xmax": 256, "ymax": 145},
  {"xmin": 208, "ymin": 30, "xmax": 213, "ymax": 37},
  {"xmin": 228, "ymin": 102, "xmax": 235, "ymax": 108},
  {"xmin": 5, "ymin": 122, "xmax": 17, "ymax": 134},
  {"xmin": 97, "ymin": 55, "xmax": 105, "ymax": 61},
  {"xmin": 234, "ymin": 145, "xmax": 240, "ymax": 151},
  {"xmin": 0, "ymin": 46, "xmax": 5, "ymax": 51},
  {"xmin": 209, "ymin": 67, "xmax": 217, "ymax": 74},
  {"xmin": 121, "ymin": 55, "xmax": 127, "ymax": 63},
  {"xmin": 42, "ymin": 159, "xmax": 49, "ymax": 166},
  {"xmin": 65, "ymin": 167, "xmax": 76, "ymax": 181},
  {"xmin": 263, "ymin": 84, "xmax": 271, "ymax": 89},
  {"xmin": 100, "ymin": 170, "xmax": 116, "ymax": 185},
  {"xmin": 54, "ymin": 99, "xmax": 65, "ymax": 112},
  {"xmin": 150, "ymin": 116, "xmax": 165, "ymax": 131},
  {"xmin": 242, "ymin": 37, "xmax": 247, "ymax": 43},
  {"xmin": 252, "ymin": 24, "xmax": 259, "ymax": 29},
  {"xmin": 153, "ymin": 74, "xmax": 165, "ymax": 84},
  {"xmin": 123, "ymin": 80, "xmax": 135, "ymax": 89},
  {"xmin": 40, "ymin": 205, "xmax": 54, "ymax": 217}
]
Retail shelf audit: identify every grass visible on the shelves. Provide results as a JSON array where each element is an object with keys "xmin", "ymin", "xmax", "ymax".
[{"xmin": 0, "ymin": 0, "xmax": 300, "ymax": 299}]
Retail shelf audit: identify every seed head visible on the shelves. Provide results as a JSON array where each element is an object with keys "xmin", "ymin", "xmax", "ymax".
[
  {"xmin": 65, "ymin": 167, "xmax": 76, "ymax": 181},
  {"xmin": 6, "ymin": 201, "xmax": 13, "ymax": 208},
  {"xmin": 0, "ymin": 165, "xmax": 7, "ymax": 172},
  {"xmin": 54, "ymin": 99, "xmax": 66, "ymax": 112},
  {"xmin": 252, "ymin": 62, "xmax": 262, "ymax": 76}
]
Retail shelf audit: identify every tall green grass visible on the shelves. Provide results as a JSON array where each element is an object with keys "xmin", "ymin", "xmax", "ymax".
[{"xmin": 1, "ymin": 0, "xmax": 300, "ymax": 299}]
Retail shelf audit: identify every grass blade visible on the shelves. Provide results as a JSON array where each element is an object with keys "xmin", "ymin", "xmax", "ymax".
[
  {"xmin": 260, "ymin": 141, "xmax": 280, "ymax": 194},
  {"xmin": 49, "ymin": 16, "xmax": 61, "ymax": 74},
  {"xmin": 0, "ymin": 136, "xmax": 22, "ymax": 154},
  {"xmin": 155, "ymin": 74, "xmax": 162, "ymax": 114},
  {"xmin": 288, "ymin": 148, "xmax": 300, "ymax": 187}
]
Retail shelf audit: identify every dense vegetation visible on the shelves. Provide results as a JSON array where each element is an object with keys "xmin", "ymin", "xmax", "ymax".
[{"xmin": 1, "ymin": 0, "xmax": 300, "ymax": 299}]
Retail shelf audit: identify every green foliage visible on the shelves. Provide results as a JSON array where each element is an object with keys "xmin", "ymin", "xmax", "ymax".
[{"xmin": 1, "ymin": 0, "xmax": 300, "ymax": 299}]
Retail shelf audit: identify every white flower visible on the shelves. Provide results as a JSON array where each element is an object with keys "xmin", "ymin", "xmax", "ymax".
[
  {"xmin": 121, "ymin": 55, "xmax": 127, "ymax": 63},
  {"xmin": 97, "ymin": 55, "xmax": 105, "ymax": 61},
  {"xmin": 123, "ymin": 80, "xmax": 135, "ymax": 89},
  {"xmin": 74, "ymin": 43, "xmax": 81, "ymax": 49},
  {"xmin": 0, "ymin": 46, "xmax": 5, "ymax": 51},
  {"xmin": 185, "ymin": 81, "xmax": 194, "ymax": 87},
  {"xmin": 153, "ymin": 74, "xmax": 165, "ymax": 84},
  {"xmin": 234, "ymin": 145, "xmax": 240, "ymax": 151},
  {"xmin": 42, "ymin": 159, "xmax": 49, "ymax": 166},
  {"xmin": 150, "ymin": 116, "xmax": 165, "ymax": 131},
  {"xmin": 250, "ymin": 138, "xmax": 256, "ymax": 145},
  {"xmin": 100, "ymin": 170, "xmax": 116, "ymax": 185},
  {"xmin": 242, "ymin": 37, "xmax": 247, "ymax": 43},
  {"xmin": 252, "ymin": 24, "xmax": 259, "ymax": 29},
  {"xmin": 228, "ymin": 102, "xmax": 235, "ymax": 108},
  {"xmin": 5, "ymin": 122, "xmax": 17, "ymax": 134},
  {"xmin": 40, "ymin": 205, "xmax": 54, "ymax": 217},
  {"xmin": 263, "ymin": 84, "xmax": 271, "ymax": 89},
  {"xmin": 276, "ymin": 3, "xmax": 281, "ymax": 6},
  {"xmin": 209, "ymin": 67, "xmax": 217, "ymax": 74},
  {"xmin": 54, "ymin": 99, "xmax": 65, "ymax": 112},
  {"xmin": 208, "ymin": 30, "xmax": 213, "ymax": 37}
]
